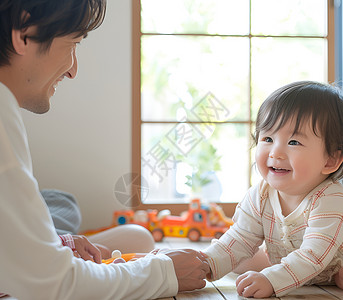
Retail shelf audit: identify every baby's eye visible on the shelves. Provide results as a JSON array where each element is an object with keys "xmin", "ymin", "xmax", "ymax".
[
  {"xmin": 261, "ymin": 137, "xmax": 273, "ymax": 143},
  {"xmin": 289, "ymin": 140, "xmax": 301, "ymax": 146}
]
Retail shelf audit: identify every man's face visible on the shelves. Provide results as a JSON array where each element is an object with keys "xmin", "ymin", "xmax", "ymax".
[{"xmin": 18, "ymin": 34, "xmax": 82, "ymax": 114}]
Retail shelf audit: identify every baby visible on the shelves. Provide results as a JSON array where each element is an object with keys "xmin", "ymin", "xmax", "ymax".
[{"xmin": 203, "ymin": 81, "xmax": 343, "ymax": 298}]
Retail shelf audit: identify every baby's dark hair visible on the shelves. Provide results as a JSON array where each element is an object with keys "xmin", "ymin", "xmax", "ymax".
[{"xmin": 254, "ymin": 81, "xmax": 343, "ymax": 180}]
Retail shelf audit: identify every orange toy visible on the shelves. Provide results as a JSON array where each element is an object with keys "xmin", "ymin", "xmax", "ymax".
[
  {"xmin": 102, "ymin": 252, "xmax": 146, "ymax": 264},
  {"xmin": 145, "ymin": 199, "xmax": 234, "ymax": 242},
  {"xmin": 82, "ymin": 199, "xmax": 233, "ymax": 243}
]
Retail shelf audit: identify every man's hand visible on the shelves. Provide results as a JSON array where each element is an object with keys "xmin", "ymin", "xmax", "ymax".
[
  {"xmin": 236, "ymin": 271, "xmax": 274, "ymax": 298},
  {"xmin": 155, "ymin": 248, "xmax": 210, "ymax": 292},
  {"xmin": 72, "ymin": 235, "xmax": 102, "ymax": 264}
]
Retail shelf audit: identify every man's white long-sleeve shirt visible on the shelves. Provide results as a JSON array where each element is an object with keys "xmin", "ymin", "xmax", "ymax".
[{"xmin": 0, "ymin": 82, "xmax": 178, "ymax": 300}]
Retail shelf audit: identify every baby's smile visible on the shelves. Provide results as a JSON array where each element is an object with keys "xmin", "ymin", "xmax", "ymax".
[{"xmin": 269, "ymin": 167, "xmax": 291, "ymax": 174}]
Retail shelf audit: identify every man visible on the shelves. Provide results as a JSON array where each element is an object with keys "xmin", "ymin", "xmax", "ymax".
[{"xmin": 0, "ymin": 1, "xmax": 209, "ymax": 299}]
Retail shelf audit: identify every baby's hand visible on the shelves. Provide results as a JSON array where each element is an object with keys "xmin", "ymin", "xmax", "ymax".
[
  {"xmin": 236, "ymin": 271, "xmax": 274, "ymax": 298},
  {"xmin": 72, "ymin": 235, "xmax": 102, "ymax": 264}
]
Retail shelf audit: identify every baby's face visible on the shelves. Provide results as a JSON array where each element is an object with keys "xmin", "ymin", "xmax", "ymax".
[{"xmin": 255, "ymin": 118, "xmax": 330, "ymax": 201}]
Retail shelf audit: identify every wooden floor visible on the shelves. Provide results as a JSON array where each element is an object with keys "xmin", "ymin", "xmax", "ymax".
[
  {"xmin": 156, "ymin": 238, "xmax": 343, "ymax": 300},
  {"xmin": 3, "ymin": 237, "xmax": 343, "ymax": 299}
]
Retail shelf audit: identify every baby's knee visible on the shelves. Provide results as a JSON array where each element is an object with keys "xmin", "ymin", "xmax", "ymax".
[{"xmin": 123, "ymin": 224, "xmax": 155, "ymax": 252}]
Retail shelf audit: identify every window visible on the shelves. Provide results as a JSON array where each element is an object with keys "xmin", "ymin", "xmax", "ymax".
[
  {"xmin": 335, "ymin": 0, "xmax": 342, "ymax": 84},
  {"xmin": 193, "ymin": 213, "xmax": 204, "ymax": 223},
  {"xmin": 132, "ymin": 0, "xmax": 336, "ymax": 215}
]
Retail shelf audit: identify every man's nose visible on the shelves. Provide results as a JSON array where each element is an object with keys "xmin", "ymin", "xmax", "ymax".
[{"xmin": 65, "ymin": 51, "xmax": 78, "ymax": 79}]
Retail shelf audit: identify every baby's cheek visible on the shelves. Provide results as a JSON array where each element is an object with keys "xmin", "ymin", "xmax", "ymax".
[{"xmin": 255, "ymin": 152, "xmax": 268, "ymax": 175}]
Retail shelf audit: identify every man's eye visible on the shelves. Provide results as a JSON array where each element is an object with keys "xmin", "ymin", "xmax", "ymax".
[{"xmin": 289, "ymin": 140, "xmax": 300, "ymax": 145}]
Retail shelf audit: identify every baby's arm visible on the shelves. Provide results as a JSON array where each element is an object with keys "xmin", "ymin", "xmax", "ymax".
[
  {"xmin": 60, "ymin": 234, "xmax": 102, "ymax": 263},
  {"xmin": 236, "ymin": 271, "xmax": 274, "ymax": 298},
  {"xmin": 203, "ymin": 184, "xmax": 265, "ymax": 280}
]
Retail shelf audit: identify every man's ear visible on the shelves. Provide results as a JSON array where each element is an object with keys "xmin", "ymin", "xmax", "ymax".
[
  {"xmin": 11, "ymin": 24, "xmax": 36, "ymax": 56},
  {"xmin": 11, "ymin": 28, "xmax": 28, "ymax": 56},
  {"xmin": 11, "ymin": 11, "xmax": 35, "ymax": 56},
  {"xmin": 322, "ymin": 151, "xmax": 343, "ymax": 175}
]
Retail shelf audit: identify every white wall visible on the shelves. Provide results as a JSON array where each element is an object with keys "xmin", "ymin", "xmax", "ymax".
[{"xmin": 21, "ymin": 0, "xmax": 132, "ymax": 231}]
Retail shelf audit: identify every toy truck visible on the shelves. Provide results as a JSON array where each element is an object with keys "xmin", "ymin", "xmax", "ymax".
[{"xmin": 112, "ymin": 199, "xmax": 233, "ymax": 242}]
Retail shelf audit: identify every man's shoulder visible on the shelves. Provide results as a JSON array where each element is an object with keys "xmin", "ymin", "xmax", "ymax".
[
  {"xmin": 0, "ymin": 82, "xmax": 20, "ymax": 116},
  {"xmin": 0, "ymin": 81, "xmax": 30, "ymax": 171}
]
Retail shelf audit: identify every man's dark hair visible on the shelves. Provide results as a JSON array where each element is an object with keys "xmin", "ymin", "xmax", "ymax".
[
  {"xmin": 0, "ymin": 0, "xmax": 106, "ymax": 66},
  {"xmin": 254, "ymin": 81, "xmax": 343, "ymax": 180}
]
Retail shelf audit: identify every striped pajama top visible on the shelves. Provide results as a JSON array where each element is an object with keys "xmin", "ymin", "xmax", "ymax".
[{"xmin": 204, "ymin": 179, "xmax": 343, "ymax": 297}]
